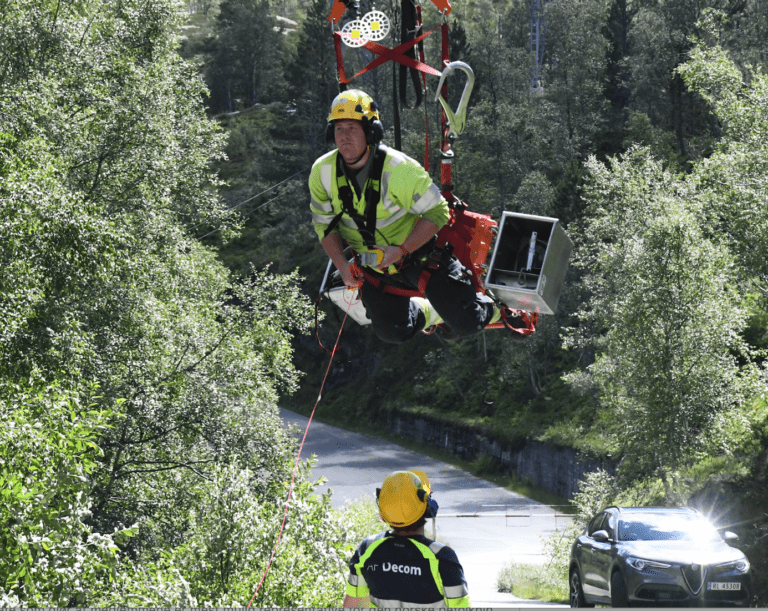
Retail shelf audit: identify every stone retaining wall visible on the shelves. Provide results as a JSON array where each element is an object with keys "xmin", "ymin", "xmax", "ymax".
[{"xmin": 386, "ymin": 411, "xmax": 611, "ymax": 500}]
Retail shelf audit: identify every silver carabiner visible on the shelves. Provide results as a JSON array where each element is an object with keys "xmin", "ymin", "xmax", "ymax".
[{"xmin": 434, "ymin": 61, "xmax": 475, "ymax": 139}]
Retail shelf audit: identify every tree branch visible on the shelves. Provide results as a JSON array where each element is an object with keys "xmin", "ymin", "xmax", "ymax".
[{"xmin": 120, "ymin": 459, "xmax": 216, "ymax": 481}]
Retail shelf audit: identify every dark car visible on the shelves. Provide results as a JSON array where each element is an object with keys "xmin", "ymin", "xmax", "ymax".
[{"xmin": 569, "ymin": 506, "xmax": 751, "ymax": 607}]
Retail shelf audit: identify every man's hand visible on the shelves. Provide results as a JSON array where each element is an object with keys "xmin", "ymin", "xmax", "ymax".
[
  {"xmin": 339, "ymin": 259, "xmax": 364, "ymax": 290},
  {"xmin": 372, "ymin": 244, "xmax": 408, "ymax": 271},
  {"xmin": 343, "ymin": 594, "xmax": 370, "ymax": 608},
  {"xmin": 371, "ymin": 219, "xmax": 440, "ymax": 271},
  {"xmin": 322, "ymin": 233, "xmax": 364, "ymax": 290}
]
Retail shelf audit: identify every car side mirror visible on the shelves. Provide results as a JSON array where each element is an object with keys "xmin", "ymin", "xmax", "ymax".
[
  {"xmin": 592, "ymin": 529, "xmax": 612, "ymax": 543},
  {"xmin": 723, "ymin": 531, "xmax": 739, "ymax": 542}
]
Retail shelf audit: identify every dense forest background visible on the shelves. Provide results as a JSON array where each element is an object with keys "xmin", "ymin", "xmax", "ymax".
[{"xmin": 1, "ymin": 0, "xmax": 768, "ymax": 606}]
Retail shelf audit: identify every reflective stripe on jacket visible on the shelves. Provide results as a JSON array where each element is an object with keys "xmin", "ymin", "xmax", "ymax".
[
  {"xmin": 309, "ymin": 146, "xmax": 449, "ymax": 265},
  {"xmin": 345, "ymin": 532, "xmax": 470, "ymax": 608}
]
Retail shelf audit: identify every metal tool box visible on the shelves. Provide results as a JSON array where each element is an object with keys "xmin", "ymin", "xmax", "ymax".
[{"xmin": 484, "ymin": 212, "xmax": 573, "ymax": 315}]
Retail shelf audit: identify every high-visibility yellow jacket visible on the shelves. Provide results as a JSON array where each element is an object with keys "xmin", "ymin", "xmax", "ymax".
[
  {"xmin": 346, "ymin": 531, "xmax": 470, "ymax": 608},
  {"xmin": 309, "ymin": 145, "xmax": 449, "ymax": 272}
]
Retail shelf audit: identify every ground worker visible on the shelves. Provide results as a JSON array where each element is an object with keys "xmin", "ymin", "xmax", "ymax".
[
  {"xmin": 310, "ymin": 89, "xmax": 508, "ymax": 343},
  {"xmin": 343, "ymin": 469, "xmax": 470, "ymax": 608}
]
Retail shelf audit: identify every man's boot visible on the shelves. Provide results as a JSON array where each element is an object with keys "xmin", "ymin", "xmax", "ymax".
[{"xmin": 412, "ymin": 297, "xmax": 443, "ymax": 330}]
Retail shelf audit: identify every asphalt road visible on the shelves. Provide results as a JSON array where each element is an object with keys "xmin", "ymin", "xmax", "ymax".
[{"xmin": 280, "ymin": 409, "xmax": 570, "ymax": 608}]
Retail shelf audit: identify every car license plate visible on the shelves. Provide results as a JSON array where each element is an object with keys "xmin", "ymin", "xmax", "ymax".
[{"xmin": 707, "ymin": 582, "xmax": 741, "ymax": 591}]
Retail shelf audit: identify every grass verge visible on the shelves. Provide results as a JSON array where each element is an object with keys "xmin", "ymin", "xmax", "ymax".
[{"xmin": 495, "ymin": 561, "xmax": 569, "ymax": 604}]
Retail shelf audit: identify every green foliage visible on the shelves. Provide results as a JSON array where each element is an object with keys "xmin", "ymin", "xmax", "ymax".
[
  {"xmin": 0, "ymin": 381, "xmax": 133, "ymax": 606},
  {"xmin": 284, "ymin": 0, "xmax": 339, "ymax": 158},
  {"xmin": 93, "ymin": 459, "xmax": 351, "ymax": 607},
  {"xmin": 205, "ymin": 0, "xmax": 287, "ymax": 113},
  {"xmin": 679, "ymin": 39, "xmax": 768, "ymax": 283},
  {"xmin": 544, "ymin": 0, "xmax": 611, "ymax": 153},
  {"xmin": 0, "ymin": 0, "xmax": 336, "ymax": 606},
  {"xmin": 469, "ymin": 452, "xmax": 500, "ymax": 475},
  {"xmin": 336, "ymin": 497, "xmax": 384, "ymax": 540},
  {"xmin": 495, "ymin": 560, "xmax": 568, "ymax": 602}
]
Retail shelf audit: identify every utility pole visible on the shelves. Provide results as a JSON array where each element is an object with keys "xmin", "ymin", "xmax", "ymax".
[{"xmin": 530, "ymin": 0, "xmax": 550, "ymax": 92}]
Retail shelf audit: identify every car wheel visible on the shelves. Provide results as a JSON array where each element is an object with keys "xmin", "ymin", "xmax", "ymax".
[
  {"xmin": 610, "ymin": 570, "xmax": 630, "ymax": 607},
  {"xmin": 569, "ymin": 569, "xmax": 594, "ymax": 607}
]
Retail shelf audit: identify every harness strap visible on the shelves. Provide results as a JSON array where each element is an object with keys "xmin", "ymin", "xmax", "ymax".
[
  {"xmin": 323, "ymin": 146, "xmax": 388, "ymax": 247},
  {"xmin": 500, "ymin": 309, "xmax": 538, "ymax": 335},
  {"xmin": 417, "ymin": 269, "xmax": 431, "ymax": 294},
  {"xmin": 415, "ymin": 3, "xmax": 430, "ymax": 170},
  {"xmin": 362, "ymin": 239, "xmax": 442, "ymax": 297},
  {"xmin": 362, "ymin": 268, "xmax": 422, "ymax": 297},
  {"xmin": 400, "ymin": 0, "xmax": 423, "ymax": 109}
]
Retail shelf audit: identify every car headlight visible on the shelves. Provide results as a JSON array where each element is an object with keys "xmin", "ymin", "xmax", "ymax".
[
  {"xmin": 627, "ymin": 557, "xmax": 672, "ymax": 571},
  {"xmin": 717, "ymin": 559, "xmax": 750, "ymax": 574}
]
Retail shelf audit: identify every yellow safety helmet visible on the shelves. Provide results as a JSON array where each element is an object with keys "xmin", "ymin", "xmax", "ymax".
[
  {"xmin": 326, "ymin": 89, "xmax": 383, "ymax": 144},
  {"xmin": 327, "ymin": 89, "xmax": 380, "ymax": 123},
  {"xmin": 376, "ymin": 470, "xmax": 434, "ymax": 528}
]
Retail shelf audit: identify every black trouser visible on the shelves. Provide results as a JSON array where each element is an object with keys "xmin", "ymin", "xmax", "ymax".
[{"xmin": 360, "ymin": 245, "xmax": 494, "ymax": 344}]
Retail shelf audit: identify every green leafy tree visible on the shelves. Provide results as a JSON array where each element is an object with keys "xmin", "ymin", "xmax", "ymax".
[
  {"xmin": 571, "ymin": 147, "xmax": 757, "ymax": 498},
  {"xmin": 460, "ymin": 18, "xmax": 534, "ymax": 216},
  {"xmin": 542, "ymin": 0, "xmax": 611, "ymax": 159},
  {"xmin": 94, "ymin": 458, "xmax": 352, "ymax": 607},
  {"xmin": 678, "ymin": 39, "xmax": 768, "ymax": 286},
  {"xmin": 206, "ymin": 0, "xmax": 287, "ymax": 112},
  {"xmin": 0, "ymin": 381, "xmax": 133, "ymax": 606},
  {"xmin": 623, "ymin": 0, "xmax": 747, "ymax": 162},
  {"xmin": 285, "ymin": 0, "xmax": 339, "ymax": 158},
  {"xmin": 721, "ymin": 0, "xmax": 768, "ymax": 67},
  {"xmin": 1, "ymin": 0, "xmax": 326, "ymax": 605}
]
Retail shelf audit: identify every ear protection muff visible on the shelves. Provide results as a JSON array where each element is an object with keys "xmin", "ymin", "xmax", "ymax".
[
  {"xmin": 325, "ymin": 121, "xmax": 336, "ymax": 144},
  {"xmin": 363, "ymin": 100, "xmax": 384, "ymax": 144},
  {"xmin": 426, "ymin": 495, "xmax": 439, "ymax": 519},
  {"xmin": 417, "ymin": 487, "xmax": 439, "ymax": 519}
]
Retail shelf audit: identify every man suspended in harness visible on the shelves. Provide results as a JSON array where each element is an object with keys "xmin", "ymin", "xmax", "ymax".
[
  {"xmin": 343, "ymin": 470, "xmax": 470, "ymax": 608},
  {"xmin": 309, "ymin": 89, "xmax": 508, "ymax": 343}
]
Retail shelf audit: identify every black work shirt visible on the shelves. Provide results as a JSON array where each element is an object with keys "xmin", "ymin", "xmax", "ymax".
[{"xmin": 346, "ymin": 531, "xmax": 470, "ymax": 608}]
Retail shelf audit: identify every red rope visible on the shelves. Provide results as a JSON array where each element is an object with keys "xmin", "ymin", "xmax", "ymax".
[{"xmin": 246, "ymin": 303, "xmax": 353, "ymax": 607}]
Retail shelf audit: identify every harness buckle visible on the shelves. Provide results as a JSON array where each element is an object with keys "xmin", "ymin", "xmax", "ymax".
[{"xmin": 358, "ymin": 249, "xmax": 384, "ymax": 267}]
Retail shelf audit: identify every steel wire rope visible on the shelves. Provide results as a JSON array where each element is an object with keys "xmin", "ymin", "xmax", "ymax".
[
  {"xmin": 194, "ymin": 166, "xmax": 310, "ymax": 239},
  {"xmin": 246, "ymin": 292, "xmax": 358, "ymax": 608}
]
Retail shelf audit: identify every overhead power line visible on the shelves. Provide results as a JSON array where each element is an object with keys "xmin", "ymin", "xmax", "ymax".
[{"xmin": 195, "ymin": 166, "xmax": 311, "ymax": 240}]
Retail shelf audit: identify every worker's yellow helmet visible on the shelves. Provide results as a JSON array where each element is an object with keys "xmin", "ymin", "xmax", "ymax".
[
  {"xmin": 377, "ymin": 470, "xmax": 433, "ymax": 528},
  {"xmin": 326, "ymin": 89, "xmax": 383, "ymax": 144},
  {"xmin": 327, "ymin": 89, "xmax": 380, "ymax": 123}
]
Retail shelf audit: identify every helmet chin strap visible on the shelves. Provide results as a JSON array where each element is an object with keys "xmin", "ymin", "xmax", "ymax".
[{"xmin": 343, "ymin": 144, "xmax": 372, "ymax": 168}]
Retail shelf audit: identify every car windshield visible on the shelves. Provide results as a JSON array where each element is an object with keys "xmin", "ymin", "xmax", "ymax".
[{"xmin": 618, "ymin": 513, "xmax": 722, "ymax": 543}]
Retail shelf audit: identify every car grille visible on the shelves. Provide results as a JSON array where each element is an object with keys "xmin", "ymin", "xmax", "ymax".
[
  {"xmin": 682, "ymin": 564, "xmax": 706, "ymax": 594},
  {"xmin": 636, "ymin": 584, "xmax": 688, "ymax": 602}
]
